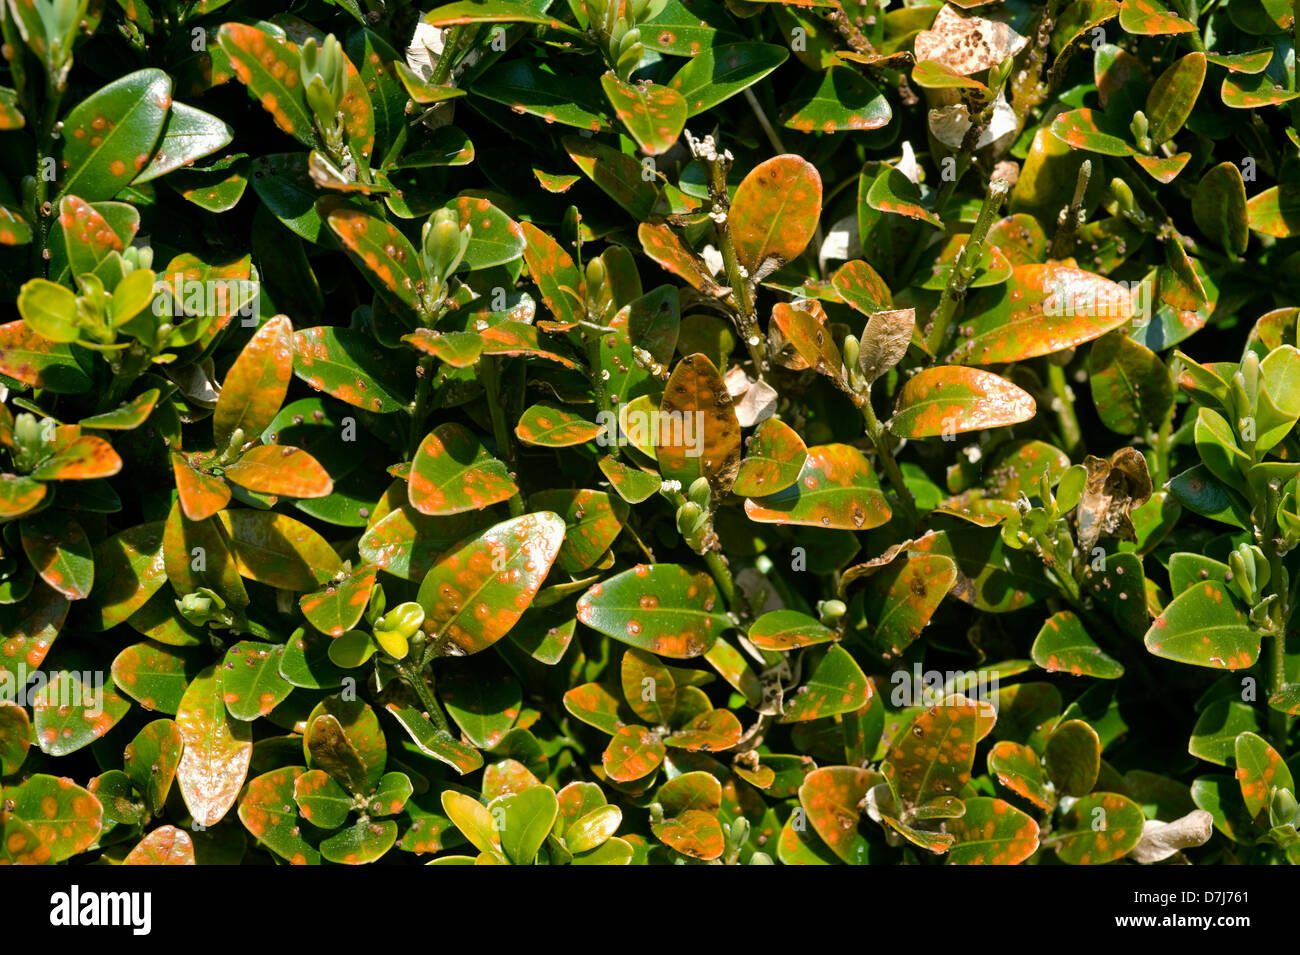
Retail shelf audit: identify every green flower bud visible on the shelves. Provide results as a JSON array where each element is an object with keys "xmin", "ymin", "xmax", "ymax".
[
  {"xmin": 421, "ymin": 209, "xmax": 471, "ymax": 283},
  {"xmin": 676, "ymin": 500, "xmax": 703, "ymax": 540},
  {"xmin": 176, "ymin": 587, "xmax": 232, "ymax": 627},
  {"xmin": 1271, "ymin": 787, "xmax": 1299, "ymax": 828},
  {"xmin": 373, "ymin": 601, "xmax": 425, "ymax": 659},
  {"xmin": 687, "ymin": 476, "xmax": 711, "ymax": 510},
  {"xmin": 818, "ymin": 599, "xmax": 847, "ymax": 626},
  {"xmin": 585, "ymin": 257, "xmax": 606, "ymax": 295}
]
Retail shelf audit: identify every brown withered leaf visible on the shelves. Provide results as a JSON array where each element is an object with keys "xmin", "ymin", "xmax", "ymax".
[
  {"xmin": 859, "ymin": 308, "xmax": 915, "ymax": 383},
  {"xmin": 838, "ymin": 531, "xmax": 939, "ymax": 596},
  {"xmin": 913, "ymin": 5, "xmax": 1028, "ymax": 77},
  {"xmin": 1076, "ymin": 448, "xmax": 1152, "ymax": 553}
]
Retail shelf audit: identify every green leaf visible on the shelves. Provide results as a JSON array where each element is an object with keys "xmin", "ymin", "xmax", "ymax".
[
  {"xmin": 417, "ymin": 512, "xmax": 565, "ymax": 654},
  {"xmin": 60, "ymin": 69, "xmax": 172, "ymax": 201},
  {"xmin": 175, "ymin": 665, "xmax": 254, "ymax": 827},
  {"xmin": 134, "ymin": 102, "xmax": 234, "ymax": 183},
  {"xmin": 890, "ymin": 366, "xmax": 1036, "ymax": 438},
  {"xmin": 748, "ymin": 610, "xmax": 836, "ymax": 651},
  {"xmin": 1032, "ymin": 610, "xmax": 1125, "ymax": 678},
  {"xmin": 1193, "ymin": 162, "xmax": 1249, "ymax": 255},
  {"xmin": 730, "ymin": 155, "xmax": 822, "ymax": 276},
  {"xmin": 1045, "ymin": 719, "xmax": 1102, "ymax": 796},
  {"xmin": 1088, "ymin": 332, "xmax": 1173, "ymax": 435},
  {"xmin": 1145, "ymin": 580, "xmax": 1259, "ymax": 669},
  {"xmin": 530, "ymin": 489, "xmax": 626, "ymax": 574},
  {"xmin": 733, "ymin": 416, "xmax": 808, "ymax": 497},
  {"xmin": 0, "ymin": 703, "xmax": 32, "ymax": 775},
  {"xmin": 305, "ymin": 695, "xmax": 386, "ymax": 793},
  {"xmin": 475, "ymin": 60, "xmax": 611, "ymax": 133},
  {"xmin": 494, "ymin": 784, "xmax": 558, "ymax": 864},
  {"xmin": 1190, "ymin": 701, "xmax": 1262, "ymax": 766},
  {"xmin": 110, "ymin": 642, "xmax": 202, "ymax": 714},
  {"xmin": 218, "ymin": 509, "xmax": 342, "ymax": 591},
  {"xmin": 577, "ymin": 563, "xmax": 729, "ymax": 659},
  {"xmin": 947, "ymin": 797, "xmax": 1039, "ymax": 865},
  {"xmin": 988, "ymin": 741, "xmax": 1054, "ymax": 810},
  {"xmin": 1145, "ymin": 52, "xmax": 1206, "ymax": 143},
  {"xmin": 441, "ymin": 657, "xmax": 522, "ymax": 749},
  {"xmin": 563, "ymin": 136, "xmax": 659, "ymax": 220},
  {"xmin": 324, "ymin": 208, "xmax": 422, "ymax": 309},
  {"xmin": 866, "ymin": 166, "xmax": 941, "ymax": 227},
  {"xmin": 442, "ymin": 195, "xmax": 527, "ymax": 270},
  {"xmin": 441, "ymin": 790, "xmax": 504, "ymax": 859},
  {"xmin": 17, "ymin": 278, "xmax": 78, "ymax": 343},
  {"xmin": 669, "ymin": 42, "xmax": 789, "ymax": 115},
  {"xmin": 124, "ymin": 719, "xmax": 183, "ymax": 817},
  {"xmin": 744, "ymin": 444, "xmax": 891, "ymax": 530}
]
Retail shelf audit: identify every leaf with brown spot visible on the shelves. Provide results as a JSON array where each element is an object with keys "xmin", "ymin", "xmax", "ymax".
[
  {"xmin": 221, "ymin": 641, "xmax": 292, "ymax": 721},
  {"xmin": 744, "ymin": 444, "xmax": 891, "ymax": 530},
  {"xmin": 213, "ymin": 316, "xmax": 294, "ymax": 448},
  {"xmin": 666, "ymin": 709, "xmax": 743, "ymax": 751},
  {"xmin": 124, "ymin": 719, "xmax": 184, "ymax": 816},
  {"xmin": 657, "ymin": 353, "xmax": 742, "ymax": 495},
  {"xmin": 563, "ymin": 136, "xmax": 659, "ymax": 220},
  {"xmin": 409, "ymin": 422, "xmax": 517, "ymax": 516},
  {"xmin": 621, "ymin": 649, "xmax": 676, "ymax": 725},
  {"xmin": 417, "ymin": 512, "xmax": 565, "ymax": 654},
  {"xmin": 858, "ymin": 554, "xmax": 957, "ymax": 659},
  {"xmin": 175, "ymin": 665, "xmax": 253, "ymax": 827},
  {"xmin": 732, "ymin": 416, "xmax": 807, "ymax": 498},
  {"xmin": 30, "ymin": 431, "xmax": 123, "ymax": 481},
  {"xmin": 947, "ymin": 797, "xmax": 1039, "ymax": 865},
  {"xmin": 218, "ymin": 24, "xmax": 315, "ymax": 147},
  {"xmin": 520, "ymin": 221, "xmax": 585, "ymax": 329},
  {"xmin": 293, "ymin": 325, "xmax": 409, "ymax": 413},
  {"xmin": 1033, "ymin": 610, "xmax": 1125, "ymax": 678},
  {"xmin": 913, "ymin": 4, "xmax": 1028, "ymax": 75},
  {"xmin": 577, "ymin": 563, "xmax": 729, "ymax": 659},
  {"xmin": 224, "ymin": 444, "xmax": 334, "ymax": 498},
  {"xmin": 748, "ymin": 610, "xmax": 836, "ymax": 651},
  {"xmin": 530, "ymin": 488, "xmax": 627, "ymax": 574},
  {"xmin": 602, "ymin": 725, "xmax": 666, "ymax": 782},
  {"xmin": 161, "ymin": 501, "xmax": 249, "ymax": 611},
  {"xmin": 884, "ymin": 702, "xmax": 981, "ymax": 808},
  {"xmin": 858, "ymin": 308, "xmax": 915, "ymax": 383},
  {"xmin": 772, "ymin": 302, "xmax": 849, "ymax": 391},
  {"xmin": 889, "ymin": 366, "xmax": 1036, "ymax": 438}
]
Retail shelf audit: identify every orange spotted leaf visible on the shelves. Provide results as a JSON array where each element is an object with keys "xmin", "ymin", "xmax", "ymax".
[
  {"xmin": 172, "ymin": 452, "xmax": 231, "ymax": 521},
  {"xmin": 293, "ymin": 325, "xmax": 409, "ymax": 413},
  {"xmin": 832, "ymin": 259, "xmax": 893, "ymax": 314},
  {"xmin": 416, "ymin": 512, "xmax": 566, "ymax": 654},
  {"xmin": 111, "ymin": 643, "xmax": 203, "ymax": 716},
  {"xmin": 59, "ymin": 195, "xmax": 125, "ymax": 278},
  {"xmin": 218, "ymin": 24, "xmax": 315, "ymax": 147},
  {"xmin": 657, "ymin": 353, "xmax": 742, "ymax": 494},
  {"xmin": 403, "ymin": 329, "xmax": 483, "ymax": 367},
  {"xmin": 20, "ymin": 511, "xmax": 94, "ymax": 600},
  {"xmin": 779, "ymin": 644, "xmax": 871, "ymax": 723},
  {"xmin": 530, "ymin": 488, "xmax": 627, "ymax": 574},
  {"xmin": 1118, "ymin": 0, "xmax": 1195, "ymax": 35},
  {"xmin": 175, "ymin": 665, "xmax": 253, "ymax": 828},
  {"xmin": 744, "ymin": 444, "xmax": 891, "ymax": 530},
  {"xmin": 213, "ymin": 316, "xmax": 294, "ymax": 448},
  {"xmin": 857, "ymin": 553, "xmax": 958, "ymax": 658},
  {"xmin": 224, "ymin": 444, "xmax": 334, "ymax": 498},
  {"xmin": 638, "ymin": 222, "xmax": 726, "ymax": 296},
  {"xmin": 238, "ymin": 766, "xmax": 320, "ymax": 864},
  {"xmin": 988, "ymin": 741, "xmax": 1054, "ymax": 811},
  {"xmin": 1055, "ymin": 792, "xmax": 1145, "ymax": 864},
  {"xmin": 1032, "ymin": 609, "xmax": 1124, "ymax": 678},
  {"xmin": 577, "ymin": 563, "xmax": 729, "ymax": 659},
  {"xmin": 947, "ymin": 797, "xmax": 1039, "ymax": 865},
  {"xmin": 653, "ymin": 809, "xmax": 725, "ymax": 860},
  {"xmin": 730, "ymin": 155, "xmax": 822, "ymax": 277},
  {"xmin": 666, "ymin": 709, "xmax": 743, "ymax": 751},
  {"xmin": 1234, "ymin": 731, "xmax": 1293, "ymax": 820},
  {"xmin": 516, "ymin": 404, "xmax": 604, "ymax": 447},
  {"xmin": 563, "ymin": 136, "xmax": 658, "ymax": 220},
  {"xmin": 772, "ymin": 303, "xmax": 849, "ymax": 390},
  {"xmin": 1144, "ymin": 579, "xmax": 1258, "ymax": 669},
  {"xmin": 748, "ymin": 610, "xmax": 836, "ymax": 651},
  {"xmin": 797, "ymin": 766, "xmax": 878, "ymax": 865},
  {"xmin": 325, "ymin": 208, "xmax": 422, "ymax": 308},
  {"xmin": 479, "ymin": 321, "xmax": 580, "ymax": 367},
  {"xmin": 59, "ymin": 69, "xmax": 172, "ymax": 202},
  {"xmin": 600, "ymin": 74, "xmax": 686, "ymax": 155},
  {"xmin": 733, "ymin": 416, "xmax": 807, "ymax": 498},
  {"xmin": 409, "ymin": 422, "xmax": 518, "ymax": 515},
  {"xmin": 30, "ymin": 431, "xmax": 123, "ymax": 481},
  {"xmin": 884, "ymin": 702, "xmax": 981, "ymax": 808},
  {"xmin": 7, "ymin": 773, "xmax": 103, "ymax": 863},
  {"xmin": 520, "ymin": 221, "xmax": 586, "ymax": 328},
  {"xmin": 124, "ymin": 825, "xmax": 196, "ymax": 865},
  {"xmin": 32, "ymin": 670, "xmax": 131, "ymax": 756},
  {"xmin": 602, "ymin": 725, "xmax": 666, "ymax": 782},
  {"xmin": 299, "ymin": 565, "xmax": 377, "ymax": 637},
  {"xmin": 890, "ymin": 366, "xmax": 1035, "ymax": 438},
  {"xmin": 0, "ymin": 319, "xmax": 92, "ymax": 392},
  {"xmin": 0, "ymin": 474, "xmax": 46, "ymax": 519},
  {"xmin": 221, "ymin": 641, "xmax": 293, "ymax": 721}
]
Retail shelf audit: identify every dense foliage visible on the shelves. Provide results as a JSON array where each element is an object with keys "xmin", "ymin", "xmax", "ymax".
[{"xmin": 1, "ymin": 0, "xmax": 1299, "ymax": 867}]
